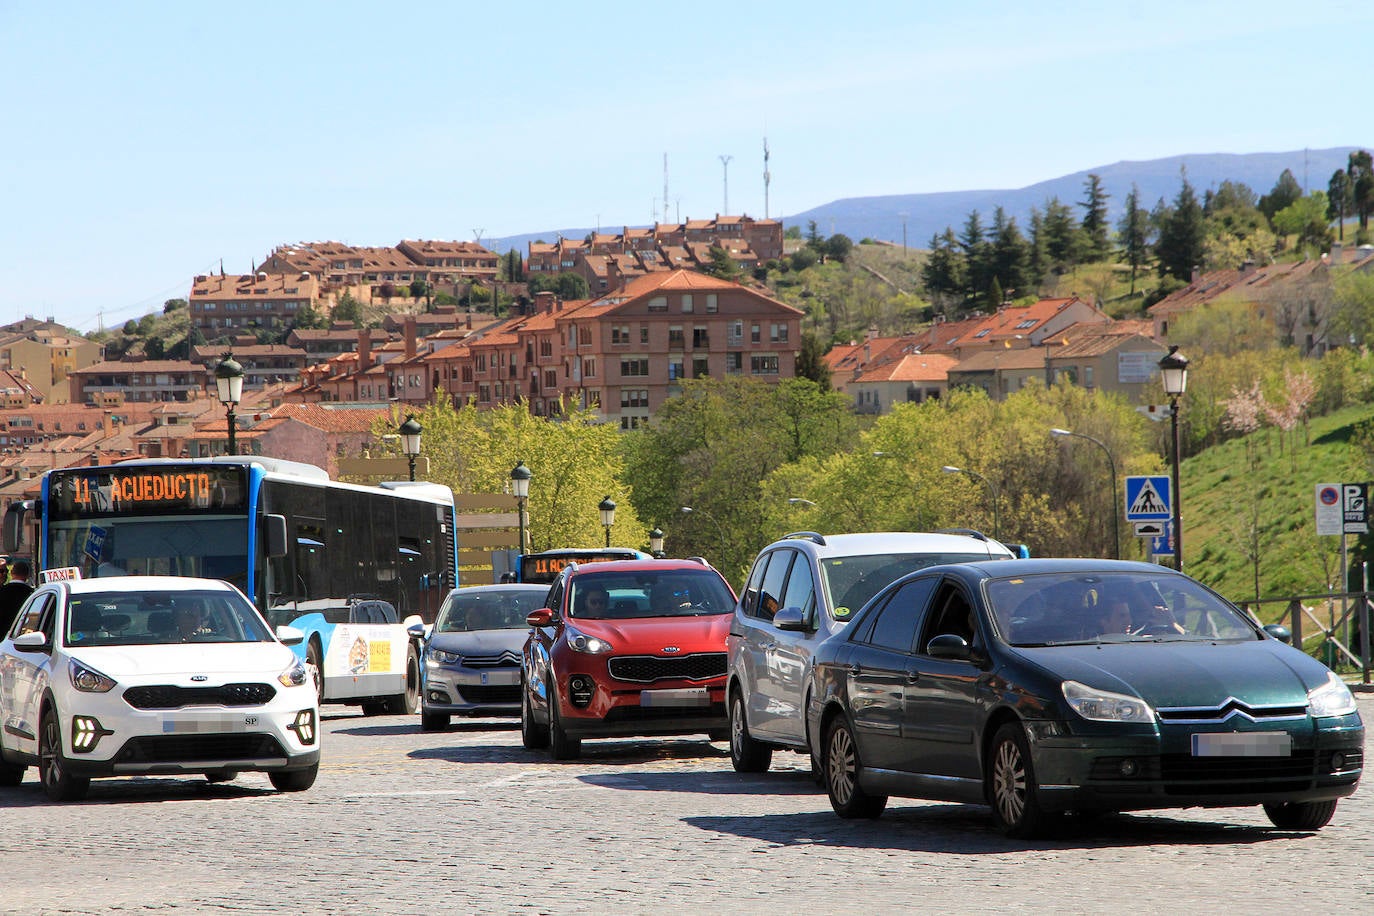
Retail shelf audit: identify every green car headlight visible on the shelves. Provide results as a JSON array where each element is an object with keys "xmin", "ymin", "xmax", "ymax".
[
  {"xmin": 1308, "ymin": 671, "xmax": 1358, "ymax": 718},
  {"xmin": 1062, "ymin": 680, "xmax": 1153, "ymax": 723}
]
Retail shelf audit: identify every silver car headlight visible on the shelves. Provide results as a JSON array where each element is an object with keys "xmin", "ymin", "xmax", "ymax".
[
  {"xmin": 1062, "ymin": 680, "xmax": 1153, "ymax": 723},
  {"xmin": 427, "ymin": 649, "xmax": 461, "ymax": 666},
  {"xmin": 278, "ymin": 659, "xmax": 309, "ymax": 688},
  {"xmin": 69, "ymin": 659, "xmax": 117, "ymax": 693},
  {"xmin": 1309, "ymin": 671, "xmax": 1358, "ymax": 718}
]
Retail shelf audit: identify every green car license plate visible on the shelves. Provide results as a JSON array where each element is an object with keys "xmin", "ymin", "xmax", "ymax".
[{"xmin": 1191, "ymin": 732, "xmax": 1292, "ymax": 757}]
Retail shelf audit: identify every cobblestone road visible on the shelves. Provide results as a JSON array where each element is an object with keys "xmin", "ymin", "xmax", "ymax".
[{"xmin": 3, "ymin": 696, "xmax": 1371, "ymax": 915}]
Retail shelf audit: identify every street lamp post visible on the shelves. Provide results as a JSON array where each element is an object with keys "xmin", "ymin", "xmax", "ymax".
[
  {"xmin": 598, "ymin": 496, "xmax": 617, "ymax": 548},
  {"xmin": 942, "ymin": 465, "xmax": 1000, "ymax": 540},
  {"xmin": 398, "ymin": 415, "xmax": 423, "ymax": 482},
  {"xmin": 1050, "ymin": 427, "xmax": 1120, "ymax": 560},
  {"xmin": 1158, "ymin": 346, "xmax": 1190, "ymax": 572},
  {"xmin": 680, "ymin": 506, "xmax": 726, "ymax": 561},
  {"xmin": 214, "ymin": 352, "xmax": 244, "ymax": 456},
  {"xmin": 649, "ymin": 526, "xmax": 665, "ymax": 558},
  {"xmin": 510, "ymin": 461, "xmax": 532, "ymax": 554}
]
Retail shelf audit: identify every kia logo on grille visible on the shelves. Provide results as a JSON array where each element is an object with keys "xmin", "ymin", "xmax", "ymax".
[
  {"xmin": 190, "ymin": 675, "xmax": 208, "ymax": 682},
  {"xmin": 662, "ymin": 646, "xmax": 681, "ymax": 653}
]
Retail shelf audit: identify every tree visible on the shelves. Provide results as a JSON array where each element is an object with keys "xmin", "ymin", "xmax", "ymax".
[
  {"xmin": 1258, "ymin": 169, "xmax": 1303, "ymax": 222},
  {"xmin": 163, "ymin": 298, "xmax": 187, "ymax": 314},
  {"xmin": 1272, "ymin": 192, "xmax": 1332, "ymax": 253},
  {"xmin": 1039, "ymin": 197, "xmax": 1084, "ymax": 274},
  {"xmin": 122, "ymin": 319, "xmax": 138, "ymax": 335},
  {"xmin": 1155, "ymin": 174, "xmax": 1206, "ymax": 282},
  {"xmin": 959, "ymin": 210, "xmax": 992, "ymax": 302},
  {"xmin": 501, "ymin": 249, "xmax": 524, "ymax": 282},
  {"xmin": 824, "ymin": 234, "xmax": 854, "ymax": 263},
  {"xmin": 145, "ymin": 336, "xmax": 165, "ymax": 359},
  {"xmin": 1117, "ymin": 185, "xmax": 1151, "ymax": 295},
  {"xmin": 332, "ymin": 291, "xmax": 362, "ymax": 324},
  {"xmin": 364, "ymin": 398, "xmax": 639, "ymax": 555},
  {"xmin": 989, "ymin": 207, "xmax": 1030, "ymax": 298},
  {"xmin": 294, "ymin": 300, "xmax": 326, "ymax": 330},
  {"xmin": 1349, "ymin": 150, "xmax": 1374, "ymax": 236},
  {"xmin": 1077, "ymin": 173, "xmax": 1111, "ymax": 261},
  {"xmin": 1328, "ymin": 169, "xmax": 1351, "ymax": 241},
  {"xmin": 528, "ymin": 272, "xmax": 588, "ymax": 301},
  {"xmin": 795, "ymin": 331, "xmax": 832, "ymax": 389},
  {"xmin": 920, "ymin": 229, "xmax": 966, "ymax": 306},
  {"xmin": 702, "ymin": 246, "xmax": 742, "ymax": 280},
  {"xmin": 806, "ymin": 220, "xmax": 823, "ymax": 250}
]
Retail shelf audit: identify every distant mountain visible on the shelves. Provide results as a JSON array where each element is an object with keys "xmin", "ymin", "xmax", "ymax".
[{"xmin": 490, "ymin": 148, "xmax": 1365, "ymax": 257}]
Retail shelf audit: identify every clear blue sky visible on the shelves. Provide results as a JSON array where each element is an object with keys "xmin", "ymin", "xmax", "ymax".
[{"xmin": 2, "ymin": 0, "xmax": 1369, "ymax": 333}]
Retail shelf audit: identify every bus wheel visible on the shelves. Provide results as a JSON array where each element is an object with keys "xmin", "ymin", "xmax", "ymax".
[{"xmin": 306, "ymin": 640, "xmax": 324, "ymax": 700}]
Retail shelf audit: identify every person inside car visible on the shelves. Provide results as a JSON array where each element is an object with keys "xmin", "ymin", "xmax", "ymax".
[
  {"xmin": 1092, "ymin": 599, "xmax": 1134, "ymax": 636},
  {"xmin": 174, "ymin": 604, "xmax": 213, "ymax": 640},
  {"xmin": 578, "ymin": 587, "xmax": 610, "ymax": 619}
]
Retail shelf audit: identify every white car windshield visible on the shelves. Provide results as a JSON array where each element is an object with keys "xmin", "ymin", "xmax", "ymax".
[
  {"xmin": 65, "ymin": 590, "xmax": 275, "ymax": 646},
  {"xmin": 985, "ymin": 572, "xmax": 1261, "ymax": 646}
]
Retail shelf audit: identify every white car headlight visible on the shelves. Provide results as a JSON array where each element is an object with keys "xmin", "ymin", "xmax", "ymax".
[
  {"xmin": 1308, "ymin": 671, "xmax": 1358, "ymax": 718},
  {"xmin": 1062, "ymin": 679, "xmax": 1154, "ymax": 723},
  {"xmin": 278, "ymin": 659, "xmax": 309, "ymax": 688},
  {"xmin": 69, "ymin": 659, "xmax": 117, "ymax": 693},
  {"xmin": 566, "ymin": 625, "xmax": 613, "ymax": 655},
  {"xmin": 427, "ymin": 649, "xmax": 461, "ymax": 666}
]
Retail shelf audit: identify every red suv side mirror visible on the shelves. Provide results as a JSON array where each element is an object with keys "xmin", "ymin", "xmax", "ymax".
[{"xmin": 526, "ymin": 608, "xmax": 555, "ymax": 627}]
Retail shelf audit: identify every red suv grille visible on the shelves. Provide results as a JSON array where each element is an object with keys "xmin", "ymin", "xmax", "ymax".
[{"xmin": 607, "ymin": 653, "xmax": 726, "ymax": 683}]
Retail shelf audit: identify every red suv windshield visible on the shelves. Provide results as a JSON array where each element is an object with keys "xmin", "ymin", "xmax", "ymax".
[{"xmin": 569, "ymin": 569, "xmax": 734, "ymax": 620}]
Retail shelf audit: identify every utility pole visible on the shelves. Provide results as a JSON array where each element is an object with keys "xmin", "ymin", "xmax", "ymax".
[{"xmin": 719, "ymin": 154, "xmax": 733, "ymax": 215}]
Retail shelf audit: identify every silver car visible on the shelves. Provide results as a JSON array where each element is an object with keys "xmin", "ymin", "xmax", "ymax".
[
  {"xmin": 413, "ymin": 584, "xmax": 549, "ymax": 731},
  {"xmin": 726, "ymin": 531, "xmax": 1015, "ymax": 774}
]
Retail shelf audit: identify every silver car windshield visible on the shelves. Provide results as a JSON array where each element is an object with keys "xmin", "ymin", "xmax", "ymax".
[
  {"xmin": 823, "ymin": 552, "xmax": 997, "ymax": 618},
  {"xmin": 986, "ymin": 572, "xmax": 1260, "ymax": 646},
  {"xmin": 436, "ymin": 590, "xmax": 546, "ymax": 632},
  {"xmin": 65, "ymin": 589, "xmax": 274, "ymax": 647}
]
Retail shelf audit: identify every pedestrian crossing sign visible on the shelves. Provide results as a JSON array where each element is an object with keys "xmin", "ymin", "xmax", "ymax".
[{"xmin": 1124, "ymin": 475, "xmax": 1171, "ymax": 521}]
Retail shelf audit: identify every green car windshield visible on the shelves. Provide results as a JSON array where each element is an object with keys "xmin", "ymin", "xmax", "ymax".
[{"xmin": 986, "ymin": 571, "xmax": 1261, "ymax": 646}]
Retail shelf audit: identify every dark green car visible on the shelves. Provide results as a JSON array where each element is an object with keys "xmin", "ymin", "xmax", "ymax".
[{"xmin": 808, "ymin": 559, "xmax": 1364, "ymax": 838}]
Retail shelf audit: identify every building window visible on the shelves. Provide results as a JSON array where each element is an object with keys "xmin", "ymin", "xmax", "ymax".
[
  {"xmin": 611, "ymin": 325, "xmax": 631, "ymax": 345},
  {"xmin": 770, "ymin": 323, "xmax": 788, "ymax": 344},
  {"xmin": 478, "ymin": 384, "xmax": 490, "ymax": 402},
  {"xmin": 726, "ymin": 352, "xmax": 743, "ymax": 373},
  {"xmin": 620, "ymin": 389, "xmax": 649, "ymax": 408},
  {"xmin": 692, "ymin": 357, "xmax": 709, "ymax": 378},
  {"xmin": 750, "ymin": 355, "xmax": 779, "ymax": 375},
  {"xmin": 668, "ymin": 359, "xmax": 683, "ymax": 381},
  {"xmin": 540, "ymin": 338, "xmax": 553, "ymax": 358},
  {"xmin": 751, "ymin": 324, "xmax": 761, "ymax": 344},
  {"xmin": 681, "ymin": 294, "xmax": 693, "ymax": 313},
  {"xmin": 706, "ymin": 294, "xmax": 718, "ymax": 314},
  {"xmin": 693, "ymin": 326, "xmax": 709, "ymax": 347},
  {"xmin": 639, "ymin": 325, "xmax": 649, "ymax": 344},
  {"xmin": 578, "ymin": 327, "xmax": 592, "ymax": 346},
  {"xmin": 582, "ymin": 357, "xmax": 596, "ymax": 378},
  {"xmin": 621, "ymin": 358, "xmax": 649, "ymax": 377},
  {"xmin": 544, "ymin": 369, "xmax": 557, "ymax": 389},
  {"xmin": 668, "ymin": 326, "xmax": 684, "ymax": 347},
  {"xmin": 476, "ymin": 354, "xmax": 487, "ymax": 372},
  {"xmin": 648, "ymin": 296, "xmax": 668, "ymax": 312},
  {"xmin": 728, "ymin": 321, "xmax": 744, "ymax": 346}
]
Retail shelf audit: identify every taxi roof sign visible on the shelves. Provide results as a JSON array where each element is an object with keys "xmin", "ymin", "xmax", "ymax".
[{"xmin": 40, "ymin": 566, "xmax": 82, "ymax": 583}]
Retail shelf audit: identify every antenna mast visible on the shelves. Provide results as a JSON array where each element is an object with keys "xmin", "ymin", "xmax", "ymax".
[
  {"xmin": 763, "ymin": 137, "xmax": 771, "ymax": 219},
  {"xmin": 663, "ymin": 153, "xmax": 670, "ymax": 225},
  {"xmin": 719, "ymin": 154, "xmax": 733, "ymax": 215}
]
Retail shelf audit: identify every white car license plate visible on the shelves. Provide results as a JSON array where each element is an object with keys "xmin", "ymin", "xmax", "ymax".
[
  {"xmin": 640, "ymin": 687, "xmax": 710, "ymax": 708},
  {"xmin": 1191, "ymin": 732, "xmax": 1292, "ymax": 757},
  {"xmin": 479, "ymin": 670, "xmax": 519, "ymax": 687}
]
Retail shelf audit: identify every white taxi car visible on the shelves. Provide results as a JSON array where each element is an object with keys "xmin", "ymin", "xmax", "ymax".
[{"xmin": 0, "ymin": 574, "xmax": 320, "ymax": 801}]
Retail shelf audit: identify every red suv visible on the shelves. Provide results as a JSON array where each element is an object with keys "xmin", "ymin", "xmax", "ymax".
[{"xmin": 520, "ymin": 558, "xmax": 737, "ymax": 759}]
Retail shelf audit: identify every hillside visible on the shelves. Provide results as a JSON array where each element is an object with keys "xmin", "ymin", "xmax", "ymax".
[
  {"xmin": 1182, "ymin": 401, "xmax": 1374, "ymax": 622},
  {"xmin": 489, "ymin": 148, "xmax": 1365, "ymax": 258}
]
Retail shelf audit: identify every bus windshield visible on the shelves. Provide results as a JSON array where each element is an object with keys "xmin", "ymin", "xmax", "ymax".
[{"xmin": 47, "ymin": 515, "xmax": 249, "ymax": 585}]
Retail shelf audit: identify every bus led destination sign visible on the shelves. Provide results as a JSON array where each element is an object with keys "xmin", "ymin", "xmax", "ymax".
[{"xmin": 49, "ymin": 467, "xmax": 247, "ymax": 515}]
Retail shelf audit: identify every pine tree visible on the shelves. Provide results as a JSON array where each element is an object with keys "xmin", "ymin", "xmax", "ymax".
[
  {"xmin": 959, "ymin": 211, "xmax": 992, "ymax": 303},
  {"xmin": 1328, "ymin": 169, "xmax": 1351, "ymax": 241},
  {"xmin": 1155, "ymin": 174, "xmax": 1207, "ymax": 282},
  {"xmin": 1258, "ymin": 169, "xmax": 1304, "ymax": 222},
  {"xmin": 1116, "ymin": 184, "xmax": 1151, "ymax": 295},
  {"xmin": 1077, "ymin": 173, "xmax": 1112, "ymax": 261},
  {"xmin": 990, "ymin": 207, "xmax": 1030, "ymax": 298}
]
